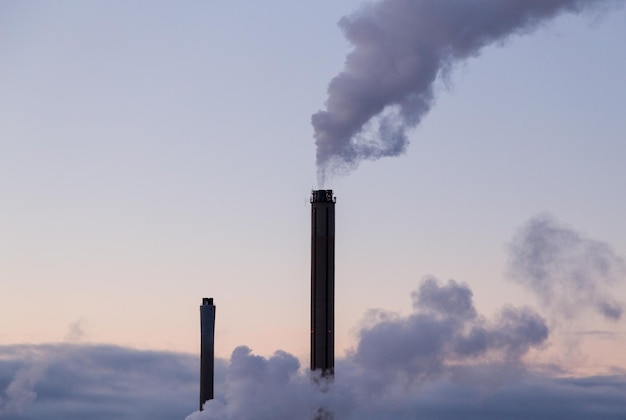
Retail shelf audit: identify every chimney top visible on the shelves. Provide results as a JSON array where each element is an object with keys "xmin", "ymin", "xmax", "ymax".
[{"xmin": 311, "ymin": 190, "xmax": 335, "ymax": 203}]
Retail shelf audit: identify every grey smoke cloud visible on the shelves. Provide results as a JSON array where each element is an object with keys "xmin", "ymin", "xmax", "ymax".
[
  {"xmin": 190, "ymin": 278, "xmax": 550, "ymax": 419},
  {"xmin": 1, "ymin": 342, "xmax": 625, "ymax": 420},
  {"xmin": 352, "ymin": 278, "xmax": 547, "ymax": 378},
  {"xmin": 0, "ymin": 348, "xmax": 45, "ymax": 416},
  {"xmin": 0, "ymin": 320, "xmax": 86, "ymax": 416},
  {"xmin": 311, "ymin": 0, "xmax": 614, "ymax": 184},
  {"xmin": 0, "ymin": 343, "xmax": 201, "ymax": 419},
  {"xmin": 508, "ymin": 214, "xmax": 626, "ymax": 321},
  {"xmin": 192, "ymin": 346, "xmax": 323, "ymax": 419}
]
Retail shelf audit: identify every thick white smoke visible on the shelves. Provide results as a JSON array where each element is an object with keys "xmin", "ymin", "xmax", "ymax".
[
  {"xmin": 311, "ymin": 0, "xmax": 618, "ymax": 185},
  {"xmin": 187, "ymin": 277, "xmax": 549, "ymax": 419}
]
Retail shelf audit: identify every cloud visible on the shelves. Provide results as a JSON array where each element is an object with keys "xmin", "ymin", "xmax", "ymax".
[
  {"xmin": 508, "ymin": 214, "xmax": 626, "ymax": 321},
  {"xmin": 189, "ymin": 347, "xmax": 321, "ymax": 420},
  {"xmin": 0, "ymin": 276, "xmax": 623, "ymax": 419},
  {"xmin": 0, "ymin": 347, "xmax": 45, "ymax": 416},
  {"xmin": 1, "ymin": 340, "xmax": 623, "ymax": 420},
  {"xmin": 189, "ymin": 278, "xmax": 588, "ymax": 420},
  {"xmin": 188, "ymin": 348, "xmax": 626, "ymax": 420},
  {"xmin": 352, "ymin": 277, "xmax": 547, "ymax": 380},
  {"xmin": 0, "ymin": 344, "xmax": 202, "ymax": 419},
  {"xmin": 63, "ymin": 320, "xmax": 86, "ymax": 343},
  {"xmin": 0, "ymin": 320, "xmax": 88, "ymax": 416}
]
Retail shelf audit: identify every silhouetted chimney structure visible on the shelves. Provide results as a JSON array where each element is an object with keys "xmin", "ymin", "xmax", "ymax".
[
  {"xmin": 200, "ymin": 297, "xmax": 216, "ymax": 410},
  {"xmin": 310, "ymin": 190, "xmax": 335, "ymax": 377}
]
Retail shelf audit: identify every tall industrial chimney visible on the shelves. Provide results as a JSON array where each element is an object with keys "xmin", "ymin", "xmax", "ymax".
[
  {"xmin": 310, "ymin": 190, "xmax": 335, "ymax": 377},
  {"xmin": 200, "ymin": 297, "xmax": 216, "ymax": 410}
]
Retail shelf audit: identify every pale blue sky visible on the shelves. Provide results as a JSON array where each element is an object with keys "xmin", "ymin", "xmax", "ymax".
[{"xmin": 1, "ymin": 1, "xmax": 625, "ymax": 373}]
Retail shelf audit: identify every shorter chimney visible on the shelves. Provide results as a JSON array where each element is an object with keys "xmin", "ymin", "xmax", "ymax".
[{"xmin": 200, "ymin": 297, "xmax": 216, "ymax": 410}]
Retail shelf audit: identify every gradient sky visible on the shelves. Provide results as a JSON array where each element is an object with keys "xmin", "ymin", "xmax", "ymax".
[{"xmin": 2, "ymin": 0, "xmax": 626, "ymax": 381}]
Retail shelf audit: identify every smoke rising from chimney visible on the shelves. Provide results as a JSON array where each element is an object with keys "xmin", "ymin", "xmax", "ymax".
[{"xmin": 311, "ymin": 0, "xmax": 616, "ymax": 185}]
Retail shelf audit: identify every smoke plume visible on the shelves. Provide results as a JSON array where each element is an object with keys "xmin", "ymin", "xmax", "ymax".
[
  {"xmin": 312, "ymin": 0, "xmax": 614, "ymax": 184},
  {"xmin": 188, "ymin": 277, "xmax": 549, "ymax": 419},
  {"xmin": 352, "ymin": 277, "xmax": 547, "ymax": 378},
  {"xmin": 508, "ymin": 214, "xmax": 626, "ymax": 321}
]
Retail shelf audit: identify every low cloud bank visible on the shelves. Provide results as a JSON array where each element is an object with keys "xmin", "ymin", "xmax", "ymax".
[
  {"xmin": 0, "ymin": 344, "xmax": 203, "ymax": 419},
  {"xmin": 189, "ymin": 277, "xmax": 624, "ymax": 419},
  {"xmin": 1, "ymin": 340, "xmax": 624, "ymax": 420},
  {"xmin": 190, "ymin": 352, "xmax": 626, "ymax": 420},
  {"xmin": 1, "ymin": 340, "xmax": 623, "ymax": 420}
]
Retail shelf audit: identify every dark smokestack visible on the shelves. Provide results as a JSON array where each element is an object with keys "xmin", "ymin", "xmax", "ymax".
[
  {"xmin": 200, "ymin": 297, "xmax": 216, "ymax": 410},
  {"xmin": 310, "ymin": 190, "xmax": 335, "ymax": 377}
]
